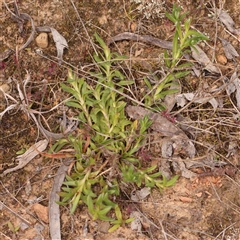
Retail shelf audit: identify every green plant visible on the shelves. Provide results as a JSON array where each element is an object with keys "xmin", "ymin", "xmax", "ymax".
[
  {"xmin": 57, "ymin": 33, "xmax": 178, "ymax": 231},
  {"xmin": 143, "ymin": 4, "xmax": 209, "ymax": 108},
  {"xmin": 7, "ymin": 221, "xmax": 20, "ymax": 233}
]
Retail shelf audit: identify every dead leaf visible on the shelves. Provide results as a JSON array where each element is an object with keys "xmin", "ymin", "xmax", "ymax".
[
  {"xmin": 50, "ymin": 27, "xmax": 68, "ymax": 64},
  {"xmin": 131, "ymin": 187, "xmax": 151, "ymax": 201},
  {"xmin": 161, "ymin": 138, "xmax": 173, "ymax": 158},
  {"xmin": 25, "ymin": 178, "xmax": 32, "ymax": 196},
  {"xmin": 163, "ymin": 79, "xmax": 181, "ymax": 111},
  {"xmin": 0, "ymin": 83, "xmax": 11, "ymax": 99},
  {"xmin": 195, "ymin": 192, "xmax": 203, "ymax": 198},
  {"xmin": 191, "ymin": 45, "xmax": 220, "ymax": 74},
  {"xmin": 2, "ymin": 139, "xmax": 48, "ymax": 175},
  {"xmin": 219, "ymin": 37, "xmax": 239, "ymax": 60},
  {"xmin": 226, "ymin": 72, "xmax": 240, "ymax": 108},
  {"xmin": 173, "ymin": 161, "xmax": 197, "ymax": 179},
  {"xmin": 130, "ymin": 211, "xmax": 143, "ymax": 232},
  {"xmin": 126, "ymin": 105, "xmax": 185, "ymax": 137},
  {"xmin": 126, "ymin": 105, "xmax": 196, "ymax": 158},
  {"xmin": 176, "ymin": 92, "xmax": 218, "ymax": 111},
  {"xmin": 134, "ymin": 48, "xmax": 144, "ymax": 57},
  {"xmin": 218, "ymin": 9, "xmax": 240, "ymax": 35}
]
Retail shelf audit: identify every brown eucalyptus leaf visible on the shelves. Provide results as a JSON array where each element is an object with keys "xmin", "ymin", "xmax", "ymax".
[
  {"xmin": 176, "ymin": 92, "xmax": 218, "ymax": 111},
  {"xmin": 163, "ymin": 79, "xmax": 181, "ymax": 111},
  {"xmin": 226, "ymin": 72, "xmax": 240, "ymax": 108},
  {"xmin": 130, "ymin": 211, "xmax": 143, "ymax": 232},
  {"xmin": 3, "ymin": 139, "xmax": 48, "ymax": 175},
  {"xmin": 126, "ymin": 105, "xmax": 196, "ymax": 158},
  {"xmin": 126, "ymin": 105, "xmax": 184, "ymax": 137},
  {"xmin": 232, "ymin": 73, "xmax": 240, "ymax": 108},
  {"xmin": 50, "ymin": 27, "xmax": 68, "ymax": 63},
  {"xmin": 219, "ymin": 37, "xmax": 239, "ymax": 60},
  {"xmin": 131, "ymin": 187, "xmax": 151, "ymax": 201},
  {"xmin": 218, "ymin": 9, "xmax": 240, "ymax": 35},
  {"xmin": 191, "ymin": 46, "xmax": 220, "ymax": 74}
]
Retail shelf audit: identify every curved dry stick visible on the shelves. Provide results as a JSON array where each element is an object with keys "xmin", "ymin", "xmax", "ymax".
[
  {"xmin": 108, "ymin": 32, "xmax": 173, "ymax": 50},
  {"xmin": 18, "ymin": 13, "xmax": 36, "ymax": 51},
  {"xmin": 3, "ymin": 1, "xmax": 35, "ymax": 51}
]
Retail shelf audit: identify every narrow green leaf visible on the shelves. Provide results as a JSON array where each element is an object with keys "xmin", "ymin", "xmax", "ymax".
[
  {"xmin": 125, "ymin": 217, "xmax": 135, "ymax": 224},
  {"xmin": 94, "ymin": 32, "xmax": 108, "ymax": 50},
  {"xmin": 71, "ymin": 193, "xmax": 82, "ymax": 214},
  {"xmin": 176, "ymin": 62, "xmax": 193, "ymax": 69},
  {"xmin": 143, "ymin": 76, "xmax": 152, "ymax": 89},
  {"xmin": 62, "ymin": 181, "xmax": 77, "ymax": 187},
  {"xmin": 114, "ymin": 205, "xmax": 122, "ymax": 220},
  {"xmin": 117, "ymin": 80, "xmax": 134, "ymax": 86},
  {"xmin": 185, "ymin": 30, "xmax": 209, "ymax": 40},
  {"xmin": 108, "ymin": 224, "xmax": 121, "ymax": 233},
  {"xmin": 174, "ymin": 70, "xmax": 190, "ymax": 78},
  {"xmin": 99, "ymin": 205, "xmax": 112, "ymax": 216},
  {"xmin": 65, "ymin": 101, "xmax": 83, "ymax": 110},
  {"xmin": 165, "ymin": 12, "xmax": 176, "ymax": 24},
  {"xmin": 165, "ymin": 175, "xmax": 178, "ymax": 187},
  {"xmin": 149, "ymin": 172, "xmax": 162, "ymax": 178},
  {"xmin": 172, "ymin": 31, "xmax": 180, "ymax": 60},
  {"xmin": 164, "ymin": 50, "xmax": 171, "ymax": 68}
]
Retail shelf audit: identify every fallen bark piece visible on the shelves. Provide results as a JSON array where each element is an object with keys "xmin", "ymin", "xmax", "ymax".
[{"xmin": 49, "ymin": 161, "xmax": 72, "ymax": 240}]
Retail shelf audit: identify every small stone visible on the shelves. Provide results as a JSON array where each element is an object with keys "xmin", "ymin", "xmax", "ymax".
[
  {"xmin": 32, "ymin": 203, "xmax": 49, "ymax": 223},
  {"xmin": 179, "ymin": 196, "xmax": 193, "ymax": 203},
  {"xmin": 97, "ymin": 221, "xmax": 110, "ymax": 233},
  {"xmin": 35, "ymin": 33, "xmax": 48, "ymax": 48},
  {"xmin": 195, "ymin": 192, "xmax": 203, "ymax": 198},
  {"xmin": 216, "ymin": 54, "xmax": 227, "ymax": 65},
  {"xmin": 98, "ymin": 15, "xmax": 108, "ymax": 25},
  {"xmin": 130, "ymin": 22, "xmax": 137, "ymax": 32},
  {"xmin": 0, "ymin": 83, "xmax": 10, "ymax": 98}
]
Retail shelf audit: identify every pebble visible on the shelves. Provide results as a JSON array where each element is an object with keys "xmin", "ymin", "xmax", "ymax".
[
  {"xmin": 0, "ymin": 83, "xmax": 10, "ymax": 99},
  {"xmin": 130, "ymin": 22, "xmax": 137, "ymax": 32},
  {"xmin": 32, "ymin": 203, "xmax": 49, "ymax": 223},
  {"xmin": 35, "ymin": 33, "xmax": 48, "ymax": 48},
  {"xmin": 216, "ymin": 54, "xmax": 227, "ymax": 65}
]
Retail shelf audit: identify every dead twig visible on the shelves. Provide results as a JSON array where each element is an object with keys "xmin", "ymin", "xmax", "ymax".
[{"xmin": 0, "ymin": 200, "xmax": 32, "ymax": 226}]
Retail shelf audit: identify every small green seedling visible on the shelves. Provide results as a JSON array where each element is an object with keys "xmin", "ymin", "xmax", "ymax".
[
  {"xmin": 144, "ymin": 4, "xmax": 208, "ymax": 108},
  {"xmin": 7, "ymin": 221, "xmax": 20, "ymax": 233}
]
